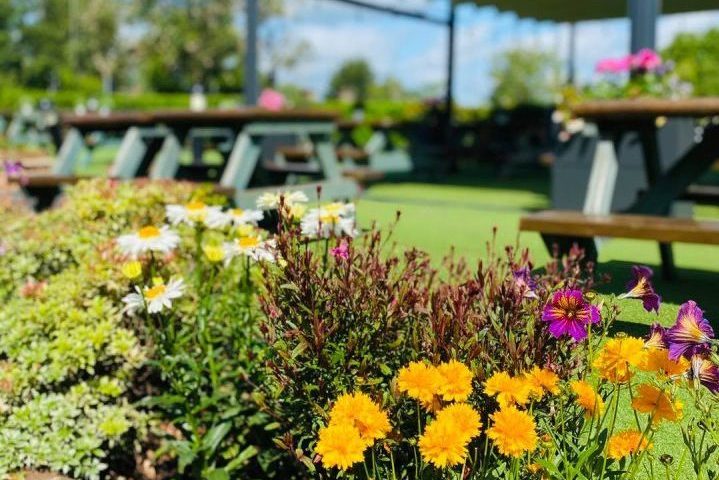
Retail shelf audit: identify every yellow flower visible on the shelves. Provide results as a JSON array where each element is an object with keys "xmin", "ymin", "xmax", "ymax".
[
  {"xmin": 329, "ymin": 392, "xmax": 391, "ymax": 445},
  {"xmin": 236, "ymin": 224, "xmax": 256, "ymax": 237},
  {"xmin": 435, "ymin": 403, "xmax": 482, "ymax": 444},
  {"xmin": 397, "ymin": 361, "xmax": 442, "ymax": 406},
  {"xmin": 486, "ymin": 406, "xmax": 538, "ymax": 457},
  {"xmin": 606, "ymin": 430, "xmax": 651, "ymax": 459},
  {"xmin": 437, "ymin": 360, "xmax": 473, "ymax": 402},
  {"xmin": 592, "ymin": 337, "xmax": 646, "ymax": 383},
  {"xmin": 202, "ymin": 244, "xmax": 225, "ymax": 263},
  {"xmin": 570, "ymin": 380, "xmax": 605, "ymax": 418},
  {"xmin": 524, "ymin": 366, "xmax": 560, "ymax": 399},
  {"xmin": 121, "ymin": 261, "xmax": 142, "ymax": 280},
  {"xmin": 316, "ymin": 423, "xmax": 366, "ymax": 470},
  {"xmin": 640, "ymin": 348, "xmax": 690, "ymax": 378},
  {"xmin": 418, "ymin": 415, "xmax": 468, "ymax": 468},
  {"xmin": 632, "ymin": 384, "xmax": 683, "ymax": 423},
  {"xmin": 289, "ymin": 203, "xmax": 307, "ymax": 219},
  {"xmin": 484, "ymin": 372, "xmax": 531, "ymax": 408}
]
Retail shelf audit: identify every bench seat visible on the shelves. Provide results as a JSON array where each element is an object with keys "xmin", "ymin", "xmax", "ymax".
[
  {"xmin": 336, "ymin": 146, "xmax": 369, "ymax": 161},
  {"xmin": 7, "ymin": 173, "xmax": 88, "ymax": 187},
  {"xmin": 520, "ymin": 210, "xmax": 719, "ymax": 245}
]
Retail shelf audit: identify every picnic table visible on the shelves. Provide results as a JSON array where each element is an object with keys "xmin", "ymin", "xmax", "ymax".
[
  {"xmin": 12, "ymin": 108, "xmax": 360, "ymax": 209},
  {"xmin": 335, "ymin": 119, "xmax": 412, "ymax": 174},
  {"xmin": 522, "ymin": 98, "xmax": 719, "ymax": 278}
]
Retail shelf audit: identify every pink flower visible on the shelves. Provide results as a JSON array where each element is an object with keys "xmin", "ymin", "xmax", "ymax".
[
  {"xmin": 631, "ymin": 48, "xmax": 662, "ymax": 71},
  {"xmin": 258, "ymin": 88, "xmax": 285, "ymax": 111},
  {"xmin": 330, "ymin": 240, "xmax": 349, "ymax": 260},
  {"xmin": 595, "ymin": 55, "xmax": 631, "ymax": 74}
]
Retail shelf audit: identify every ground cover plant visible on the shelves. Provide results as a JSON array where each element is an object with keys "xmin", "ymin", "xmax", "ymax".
[{"xmin": 1, "ymin": 179, "xmax": 719, "ymax": 479}]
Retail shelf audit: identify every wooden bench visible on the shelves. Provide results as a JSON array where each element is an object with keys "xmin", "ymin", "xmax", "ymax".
[{"xmin": 520, "ymin": 210, "xmax": 719, "ymax": 279}]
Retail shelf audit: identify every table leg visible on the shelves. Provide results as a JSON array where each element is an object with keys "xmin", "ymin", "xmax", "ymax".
[{"xmin": 638, "ymin": 125, "xmax": 676, "ymax": 280}]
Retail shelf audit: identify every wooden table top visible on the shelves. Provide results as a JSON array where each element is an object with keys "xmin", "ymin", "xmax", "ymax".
[
  {"xmin": 572, "ymin": 98, "xmax": 719, "ymax": 120},
  {"xmin": 61, "ymin": 108, "xmax": 339, "ymax": 130}
]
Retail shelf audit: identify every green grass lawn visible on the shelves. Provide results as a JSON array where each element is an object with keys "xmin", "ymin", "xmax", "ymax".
[{"xmin": 356, "ymin": 165, "xmax": 719, "ymax": 479}]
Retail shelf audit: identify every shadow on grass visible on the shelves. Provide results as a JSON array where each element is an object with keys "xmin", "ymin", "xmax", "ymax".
[
  {"xmin": 384, "ymin": 160, "xmax": 551, "ymax": 197},
  {"xmin": 595, "ymin": 259, "xmax": 718, "ymax": 329}
]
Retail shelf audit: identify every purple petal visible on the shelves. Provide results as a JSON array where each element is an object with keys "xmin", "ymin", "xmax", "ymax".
[{"xmin": 642, "ymin": 293, "xmax": 661, "ymax": 314}]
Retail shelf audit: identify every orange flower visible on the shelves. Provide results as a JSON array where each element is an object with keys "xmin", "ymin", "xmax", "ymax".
[
  {"xmin": 570, "ymin": 380, "xmax": 605, "ymax": 418},
  {"xmin": 329, "ymin": 392, "xmax": 391, "ymax": 445},
  {"xmin": 607, "ymin": 430, "xmax": 651, "ymax": 459},
  {"xmin": 486, "ymin": 406, "xmax": 538, "ymax": 457},
  {"xmin": 524, "ymin": 366, "xmax": 560, "ymax": 398},
  {"xmin": 397, "ymin": 361, "xmax": 442, "ymax": 406},
  {"xmin": 435, "ymin": 403, "xmax": 482, "ymax": 444},
  {"xmin": 436, "ymin": 360, "xmax": 473, "ymax": 402},
  {"xmin": 484, "ymin": 372, "xmax": 531, "ymax": 408},
  {"xmin": 632, "ymin": 384, "xmax": 683, "ymax": 423},
  {"xmin": 592, "ymin": 337, "xmax": 646, "ymax": 383},
  {"xmin": 640, "ymin": 348, "xmax": 690, "ymax": 378},
  {"xmin": 315, "ymin": 423, "xmax": 366, "ymax": 470}
]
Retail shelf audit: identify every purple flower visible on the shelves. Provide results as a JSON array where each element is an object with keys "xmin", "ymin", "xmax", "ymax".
[
  {"xmin": 513, "ymin": 266, "xmax": 538, "ymax": 299},
  {"xmin": 666, "ymin": 301, "xmax": 714, "ymax": 361},
  {"xmin": 645, "ymin": 323, "xmax": 668, "ymax": 350},
  {"xmin": 4, "ymin": 161, "xmax": 23, "ymax": 177},
  {"xmin": 330, "ymin": 240, "xmax": 349, "ymax": 260},
  {"xmin": 691, "ymin": 355, "xmax": 719, "ymax": 394},
  {"xmin": 620, "ymin": 265, "xmax": 661, "ymax": 313},
  {"xmin": 542, "ymin": 289, "xmax": 600, "ymax": 342}
]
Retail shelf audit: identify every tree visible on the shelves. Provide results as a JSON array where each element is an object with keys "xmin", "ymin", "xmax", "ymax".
[
  {"xmin": 134, "ymin": 0, "xmax": 244, "ymax": 92},
  {"xmin": 663, "ymin": 28, "xmax": 719, "ymax": 96},
  {"xmin": 0, "ymin": 0, "xmax": 22, "ymax": 80},
  {"xmin": 327, "ymin": 59, "xmax": 374, "ymax": 103},
  {"xmin": 490, "ymin": 48, "xmax": 561, "ymax": 109},
  {"xmin": 13, "ymin": 0, "xmax": 123, "ymax": 90}
]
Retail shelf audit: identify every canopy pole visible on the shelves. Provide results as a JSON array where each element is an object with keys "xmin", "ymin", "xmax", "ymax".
[
  {"xmin": 445, "ymin": 2, "xmax": 457, "ymax": 172},
  {"xmin": 628, "ymin": 0, "xmax": 660, "ymax": 51},
  {"xmin": 245, "ymin": 0, "xmax": 259, "ymax": 105}
]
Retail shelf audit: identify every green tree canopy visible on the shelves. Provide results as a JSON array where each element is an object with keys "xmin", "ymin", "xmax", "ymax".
[
  {"xmin": 490, "ymin": 48, "xmax": 561, "ymax": 109},
  {"xmin": 134, "ymin": 0, "xmax": 244, "ymax": 92},
  {"xmin": 327, "ymin": 59, "xmax": 374, "ymax": 104},
  {"xmin": 663, "ymin": 28, "xmax": 719, "ymax": 96}
]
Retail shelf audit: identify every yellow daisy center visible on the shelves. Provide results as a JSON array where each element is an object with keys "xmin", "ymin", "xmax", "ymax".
[
  {"xmin": 144, "ymin": 284, "xmax": 166, "ymax": 300},
  {"xmin": 186, "ymin": 201, "xmax": 206, "ymax": 211},
  {"xmin": 230, "ymin": 208, "xmax": 245, "ymax": 216},
  {"xmin": 238, "ymin": 236, "xmax": 260, "ymax": 248},
  {"xmin": 138, "ymin": 226, "xmax": 161, "ymax": 239}
]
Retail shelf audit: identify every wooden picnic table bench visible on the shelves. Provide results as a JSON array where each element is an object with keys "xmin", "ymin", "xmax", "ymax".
[{"xmin": 528, "ymin": 98, "xmax": 719, "ymax": 278}]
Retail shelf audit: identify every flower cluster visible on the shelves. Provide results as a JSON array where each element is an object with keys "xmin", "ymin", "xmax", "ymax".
[
  {"xmin": 316, "ymin": 392, "xmax": 391, "ymax": 470},
  {"xmin": 595, "ymin": 48, "xmax": 663, "ymax": 74}
]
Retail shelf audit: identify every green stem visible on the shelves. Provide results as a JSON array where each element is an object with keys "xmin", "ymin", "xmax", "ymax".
[{"xmin": 599, "ymin": 383, "xmax": 622, "ymax": 479}]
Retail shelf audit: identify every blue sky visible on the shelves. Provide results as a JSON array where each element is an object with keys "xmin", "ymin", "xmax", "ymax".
[{"xmin": 261, "ymin": 0, "xmax": 719, "ymax": 105}]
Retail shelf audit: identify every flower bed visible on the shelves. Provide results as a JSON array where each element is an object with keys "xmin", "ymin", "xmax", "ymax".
[{"xmin": 0, "ymin": 180, "xmax": 717, "ymax": 479}]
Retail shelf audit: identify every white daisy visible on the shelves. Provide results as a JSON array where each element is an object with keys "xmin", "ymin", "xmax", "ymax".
[
  {"xmin": 122, "ymin": 277, "xmax": 185, "ymax": 315},
  {"xmin": 300, "ymin": 202, "xmax": 357, "ymax": 238},
  {"xmin": 256, "ymin": 190, "xmax": 309, "ymax": 210},
  {"xmin": 223, "ymin": 235, "xmax": 276, "ymax": 264},
  {"xmin": 204, "ymin": 207, "xmax": 264, "ymax": 229},
  {"xmin": 166, "ymin": 201, "xmax": 222, "ymax": 226},
  {"xmin": 116, "ymin": 225, "xmax": 180, "ymax": 258}
]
